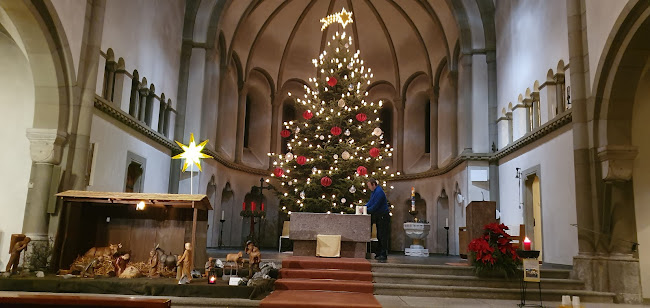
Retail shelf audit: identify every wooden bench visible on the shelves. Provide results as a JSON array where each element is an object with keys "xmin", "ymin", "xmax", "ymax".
[{"xmin": 0, "ymin": 294, "xmax": 171, "ymax": 307}]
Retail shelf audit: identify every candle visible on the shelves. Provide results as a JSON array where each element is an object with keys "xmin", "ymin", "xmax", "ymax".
[
  {"xmin": 445, "ymin": 218, "xmax": 448, "ymax": 228},
  {"xmin": 221, "ymin": 210, "xmax": 225, "ymax": 220},
  {"xmin": 523, "ymin": 237, "xmax": 531, "ymax": 250},
  {"xmin": 261, "ymin": 202, "xmax": 264, "ymax": 211},
  {"xmin": 242, "ymin": 202, "xmax": 245, "ymax": 211},
  {"xmin": 251, "ymin": 201, "xmax": 256, "ymax": 211}
]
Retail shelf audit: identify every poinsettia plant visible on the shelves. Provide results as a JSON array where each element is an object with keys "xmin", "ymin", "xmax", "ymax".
[{"xmin": 468, "ymin": 223, "xmax": 520, "ymax": 278}]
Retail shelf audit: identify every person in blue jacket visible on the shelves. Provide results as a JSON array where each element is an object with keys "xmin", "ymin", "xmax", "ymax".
[{"xmin": 365, "ymin": 178, "xmax": 390, "ymax": 261}]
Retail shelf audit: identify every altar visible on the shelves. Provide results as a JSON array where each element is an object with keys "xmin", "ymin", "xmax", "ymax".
[{"xmin": 289, "ymin": 212, "xmax": 371, "ymax": 258}]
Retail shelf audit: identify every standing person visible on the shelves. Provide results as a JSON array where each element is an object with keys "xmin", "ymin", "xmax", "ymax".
[{"xmin": 365, "ymin": 178, "xmax": 390, "ymax": 261}]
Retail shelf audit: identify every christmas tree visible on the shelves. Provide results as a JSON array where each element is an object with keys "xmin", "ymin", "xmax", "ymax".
[{"xmin": 270, "ymin": 10, "xmax": 395, "ymax": 214}]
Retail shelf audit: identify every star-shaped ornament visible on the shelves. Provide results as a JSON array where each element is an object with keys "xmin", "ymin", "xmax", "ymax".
[{"xmin": 172, "ymin": 133, "xmax": 212, "ymax": 172}]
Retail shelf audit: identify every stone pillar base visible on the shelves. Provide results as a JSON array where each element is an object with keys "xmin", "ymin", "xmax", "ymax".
[
  {"xmin": 573, "ymin": 254, "xmax": 642, "ymax": 304},
  {"xmin": 405, "ymin": 245, "xmax": 429, "ymax": 257}
]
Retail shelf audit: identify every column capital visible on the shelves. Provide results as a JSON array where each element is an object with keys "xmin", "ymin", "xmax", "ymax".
[
  {"xmin": 597, "ymin": 145, "xmax": 638, "ymax": 182},
  {"xmin": 26, "ymin": 128, "xmax": 67, "ymax": 164}
]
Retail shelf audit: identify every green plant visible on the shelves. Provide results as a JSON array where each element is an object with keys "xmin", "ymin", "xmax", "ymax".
[
  {"xmin": 468, "ymin": 223, "xmax": 520, "ymax": 278},
  {"xmin": 25, "ymin": 237, "xmax": 54, "ymax": 272}
]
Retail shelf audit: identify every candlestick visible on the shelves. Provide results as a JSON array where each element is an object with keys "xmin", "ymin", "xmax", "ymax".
[
  {"xmin": 221, "ymin": 210, "xmax": 225, "ymax": 221},
  {"xmin": 523, "ymin": 237, "xmax": 531, "ymax": 251},
  {"xmin": 252, "ymin": 201, "xmax": 256, "ymax": 211},
  {"xmin": 261, "ymin": 202, "xmax": 264, "ymax": 211},
  {"xmin": 242, "ymin": 202, "xmax": 245, "ymax": 211},
  {"xmin": 445, "ymin": 218, "xmax": 448, "ymax": 228}
]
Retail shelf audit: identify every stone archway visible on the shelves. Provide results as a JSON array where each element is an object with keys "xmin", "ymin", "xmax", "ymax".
[
  {"xmin": 578, "ymin": 0, "xmax": 650, "ymax": 301},
  {"xmin": 0, "ymin": 0, "xmax": 73, "ymax": 267}
]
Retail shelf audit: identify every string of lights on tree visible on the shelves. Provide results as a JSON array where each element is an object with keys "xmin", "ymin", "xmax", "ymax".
[{"xmin": 268, "ymin": 8, "xmax": 397, "ymax": 215}]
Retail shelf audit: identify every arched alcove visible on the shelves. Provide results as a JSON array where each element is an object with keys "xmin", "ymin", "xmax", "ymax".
[
  {"xmin": 436, "ymin": 189, "xmax": 450, "ymax": 254},
  {"xmin": 216, "ymin": 57, "xmax": 240, "ymax": 159},
  {"xmin": 241, "ymin": 69, "xmax": 272, "ymax": 169},
  {"xmin": 403, "ymin": 73, "xmax": 432, "ymax": 173},
  {"xmin": 220, "ymin": 182, "xmax": 238, "ymax": 247},
  {"xmin": 437, "ymin": 65, "xmax": 457, "ymax": 165}
]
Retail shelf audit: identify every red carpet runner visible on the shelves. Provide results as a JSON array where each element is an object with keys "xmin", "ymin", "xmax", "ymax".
[{"xmin": 260, "ymin": 256, "xmax": 381, "ymax": 308}]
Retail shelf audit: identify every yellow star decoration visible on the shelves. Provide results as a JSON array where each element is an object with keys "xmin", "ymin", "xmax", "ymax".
[
  {"xmin": 172, "ymin": 133, "xmax": 212, "ymax": 172},
  {"xmin": 320, "ymin": 7, "xmax": 354, "ymax": 31}
]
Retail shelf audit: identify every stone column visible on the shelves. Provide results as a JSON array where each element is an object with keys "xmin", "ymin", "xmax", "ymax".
[
  {"xmin": 448, "ymin": 72, "xmax": 459, "ymax": 158},
  {"xmin": 270, "ymin": 96, "xmax": 282, "ymax": 159},
  {"xmin": 429, "ymin": 87, "xmax": 439, "ymax": 169},
  {"xmin": 23, "ymin": 129, "xmax": 67, "ymax": 242},
  {"xmin": 395, "ymin": 100, "xmax": 404, "ymax": 172},
  {"xmin": 458, "ymin": 54, "xmax": 473, "ymax": 153},
  {"xmin": 234, "ymin": 86, "xmax": 248, "ymax": 163}
]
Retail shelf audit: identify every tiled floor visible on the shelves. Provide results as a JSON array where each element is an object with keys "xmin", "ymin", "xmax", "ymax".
[{"xmin": 376, "ymin": 296, "xmax": 650, "ymax": 307}]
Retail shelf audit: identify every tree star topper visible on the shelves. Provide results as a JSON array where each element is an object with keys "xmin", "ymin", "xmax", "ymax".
[
  {"xmin": 172, "ymin": 133, "xmax": 212, "ymax": 172},
  {"xmin": 320, "ymin": 7, "xmax": 353, "ymax": 31}
]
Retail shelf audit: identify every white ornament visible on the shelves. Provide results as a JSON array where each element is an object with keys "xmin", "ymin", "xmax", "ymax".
[
  {"xmin": 338, "ymin": 98, "xmax": 345, "ymax": 107},
  {"xmin": 342, "ymin": 151, "xmax": 351, "ymax": 160},
  {"xmin": 349, "ymin": 186, "xmax": 356, "ymax": 194},
  {"xmin": 295, "ymin": 127, "xmax": 300, "ymax": 133},
  {"xmin": 319, "ymin": 135, "xmax": 325, "ymax": 140},
  {"xmin": 285, "ymin": 153, "xmax": 294, "ymax": 161},
  {"xmin": 373, "ymin": 127, "xmax": 383, "ymax": 136},
  {"xmin": 344, "ymin": 129, "xmax": 351, "ymax": 136},
  {"xmin": 341, "ymin": 198, "xmax": 346, "ymax": 203},
  {"xmin": 300, "ymin": 191, "xmax": 305, "ymax": 199},
  {"xmin": 312, "ymin": 167, "xmax": 318, "ymax": 173},
  {"xmin": 287, "ymin": 181, "xmax": 292, "ymax": 186},
  {"xmin": 333, "ymin": 154, "xmax": 339, "ymax": 159}
]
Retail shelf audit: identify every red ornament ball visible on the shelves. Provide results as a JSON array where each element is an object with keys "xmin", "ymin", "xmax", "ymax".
[
  {"xmin": 303, "ymin": 110, "xmax": 313, "ymax": 120},
  {"xmin": 356, "ymin": 113, "xmax": 367, "ymax": 122},
  {"xmin": 356, "ymin": 166, "xmax": 367, "ymax": 176},
  {"xmin": 273, "ymin": 168, "xmax": 284, "ymax": 177},
  {"xmin": 327, "ymin": 77, "xmax": 338, "ymax": 87},
  {"xmin": 296, "ymin": 156, "xmax": 307, "ymax": 165},
  {"xmin": 281, "ymin": 129, "xmax": 291, "ymax": 138},
  {"xmin": 369, "ymin": 147, "xmax": 380, "ymax": 158},
  {"xmin": 331, "ymin": 126, "xmax": 342, "ymax": 136},
  {"xmin": 320, "ymin": 176, "xmax": 332, "ymax": 187}
]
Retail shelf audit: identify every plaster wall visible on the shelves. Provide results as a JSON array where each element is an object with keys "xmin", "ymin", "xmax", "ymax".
[
  {"xmin": 98, "ymin": 0, "xmax": 184, "ymax": 103},
  {"xmin": 631, "ymin": 62, "xmax": 650, "ymax": 297},
  {"xmin": 87, "ymin": 112, "xmax": 171, "ymax": 193},
  {"xmin": 389, "ymin": 164, "xmax": 467, "ymax": 255},
  {"xmin": 495, "ymin": 0, "xmax": 569, "ymax": 115},
  {"xmin": 50, "ymin": 0, "xmax": 86, "ymax": 78},
  {"xmin": 196, "ymin": 161, "xmax": 280, "ymax": 249},
  {"xmin": 498, "ymin": 126, "xmax": 578, "ymax": 265},
  {"xmin": 0, "ymin": 32, "xmax": 34, "ymax": 268},
  {"xmin": 585, "ymin": 0, "xmax": 627, "ymax": 92}
]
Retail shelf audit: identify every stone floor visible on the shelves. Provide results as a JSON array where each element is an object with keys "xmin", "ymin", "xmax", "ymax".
[{"xmin": 1, "ymin": 291, "xmax": 648, "ymax": 307}]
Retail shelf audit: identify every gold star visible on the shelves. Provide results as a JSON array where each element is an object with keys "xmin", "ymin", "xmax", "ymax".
[
  {"xmin": 338, "ymin": 8, "xmax": 353, "ymax": 28},
  {"xmin": 172, "ymin": 133, "xmax": 212, "ymax": 172},
  {"xmin": 320, "ymin": 7, "xmax": 354, "ymax": 31}
]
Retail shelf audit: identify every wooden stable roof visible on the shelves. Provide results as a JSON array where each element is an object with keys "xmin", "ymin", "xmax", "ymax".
[{"xmin": 56, "ymin": 190, "xmax": 213, "ymax": 211}]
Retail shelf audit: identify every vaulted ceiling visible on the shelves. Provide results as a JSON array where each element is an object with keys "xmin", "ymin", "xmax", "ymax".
[{"xmin": 186, "ymin": 0, "xmax": 495, "ymax": 95}]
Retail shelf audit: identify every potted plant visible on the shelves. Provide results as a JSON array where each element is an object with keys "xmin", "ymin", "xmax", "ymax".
[{"xmin": 468, "ymin": 223, "xmax": 520, "ymax": 278}]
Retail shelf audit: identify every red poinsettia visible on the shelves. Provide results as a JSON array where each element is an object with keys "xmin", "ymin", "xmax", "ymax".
[{"xmin": 468, "ymin": 222, "xmax": 520, "ymax": 277}]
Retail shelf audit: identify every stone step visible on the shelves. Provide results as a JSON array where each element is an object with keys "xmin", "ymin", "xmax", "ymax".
[
  {"xmin": 260, "ymin": 290, "xmax": 381, "ymax": 308},
  {"xmin": 280, "ymin": 268, "xmax": 373, "ymax": 281},
  {"xmin": 275, "ymin": 278, "xmax": 374, "ymax": 293},
  {"xmin": 373, "ymin": 272, "xmax": 585, "ymax": 290},
  {"xmin": 371, "ymin": 263, "xmax": 571, "ymax": 279},
  {"xmin": 283, "ymin": 257, "xmax": 371, "ymax": 271},
  {"xmin": 373, "ymin": 283, "xmax": 615, "ymax": 303}
]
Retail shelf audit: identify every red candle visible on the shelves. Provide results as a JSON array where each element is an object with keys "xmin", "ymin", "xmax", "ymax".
[
  {"xmin": 261, "ymin": 203, "xmax": 264, "ymax": 211},
  {"xmin": 251, "ymin": 201, "xmax": 256, "ymax": 211},
  {"xmin": 242, "ymin": 202, "xmax": 245, "ymax": 211},
  {"xmin": 523, "ymin": 237, "xmax": 532, "ymax": 251}
]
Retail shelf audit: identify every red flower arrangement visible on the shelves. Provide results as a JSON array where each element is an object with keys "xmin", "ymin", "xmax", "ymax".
[{"xmin": 468, "ymin": 223, "xmax": 520, "ymax": 278}]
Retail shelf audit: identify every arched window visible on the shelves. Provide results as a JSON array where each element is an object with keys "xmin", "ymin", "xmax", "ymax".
[
  {"xmin": 380, "ymin": 106, "xmax": 392, "ymax": 146},
  {"xmin": 243, "ymin": 95, "xmax": 252, "ymax": 148},
  {"xmin": 282, "ymin": 102, "xmax": 296, "ymax": 154}
]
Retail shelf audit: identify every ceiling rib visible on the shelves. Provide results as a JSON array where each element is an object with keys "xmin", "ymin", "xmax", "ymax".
[
  {"xmin": 364, "ymin": 0, "xmax": 400, "ymax": 95},
  {"xmin": 277, "ymin": 0, "xmax": 318, "ymax": 91}
]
